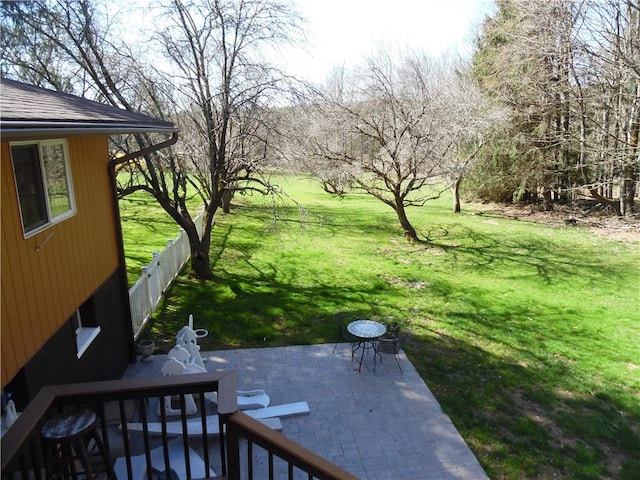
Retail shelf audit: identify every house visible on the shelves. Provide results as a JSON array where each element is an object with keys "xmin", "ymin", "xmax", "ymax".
[
  {"xmin": 0, "ymin": 78, "xmax": 178, "ymax": 409},
  {"xmin": 0, "ymin": 79, "xmax": 358, "ymax": 480}
]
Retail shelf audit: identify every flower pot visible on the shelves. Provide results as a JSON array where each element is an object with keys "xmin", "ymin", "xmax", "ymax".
[{"xmin": 138, "ymin": 340, "xmax": 155, "ymax": 362}]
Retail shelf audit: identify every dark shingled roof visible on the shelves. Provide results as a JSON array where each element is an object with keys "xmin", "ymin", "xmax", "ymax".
[{"xmin": 0, "ymin": 78, "xmax": 177, "ymax": 138}]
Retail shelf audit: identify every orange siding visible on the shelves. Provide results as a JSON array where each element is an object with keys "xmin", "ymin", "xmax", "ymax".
[
  {"xmin": 1, "ymin": 136, "xmax": 121, "ymax": 387},
  {"xmin": 1, "ymin": 251, "xmax": 19, "ymax": 384}
]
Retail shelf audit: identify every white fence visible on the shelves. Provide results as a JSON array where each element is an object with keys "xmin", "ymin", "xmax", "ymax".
[{"xmin": 129, "ymin": 211, "xmax": 204, "ymax": 339}]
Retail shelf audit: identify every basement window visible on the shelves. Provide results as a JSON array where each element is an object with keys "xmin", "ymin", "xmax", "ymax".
[
  {"xmin": 72, "ymin": 298, "xmax": 100, "ymax": 358},
  {"xmin": 10, "ymin": 139, "xmax": 76, "ymax": 238}
]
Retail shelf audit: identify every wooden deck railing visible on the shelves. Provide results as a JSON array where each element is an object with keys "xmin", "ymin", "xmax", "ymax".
[
  {"xmin": 1, "ymin": 370, "xmax": 357, "ymax": 480},
  {"xmin": 226, "ymin": 411, "xmax": 358, "ymax": 480},
  {"xmin": 1, "ymin": 371, "xmax": 237, "ymax": 480}
]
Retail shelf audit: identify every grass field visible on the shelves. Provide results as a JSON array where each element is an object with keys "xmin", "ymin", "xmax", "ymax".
[
  {"xmin": 121, "ymin": 176, "xmax": 640, "ymax": 479},
  {"xmin": 119, "ymin": 192, "xmax": 201, "ymax": 286}
]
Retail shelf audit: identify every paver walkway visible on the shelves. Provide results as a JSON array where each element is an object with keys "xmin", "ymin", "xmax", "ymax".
[{"xmin": 122, "ymin": 343, "xmax": 488, "ymax": 479}]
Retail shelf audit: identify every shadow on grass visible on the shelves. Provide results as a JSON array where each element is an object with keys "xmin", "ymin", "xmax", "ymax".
[
  {"xmin": 148, "ymin": 209, "xmax": 639, "ymax": 479},
  {"xmin": 399, "ymin": 248, "xmax": 640, "ymax": 478},
  {"xmin": 235, "ymin": 202, "xmax": 403, "ymax": 239},
  {"xmin": 417, "ymin": 223, "xmax": 630, "ymax": 286},
  {"xmin": 121, "ymin": 214, "xmax": 174, "ymax": 233},
  {"xmin": 407, "ymin": 323, "xmax": 640, "ymax": 479},
  {"xmin": 152, "ymin": 254, "xmax": 639, "ymax": 479},
  {"xmin": 154, "ymin": 266, "xmax": 378, "ymax": 350}
]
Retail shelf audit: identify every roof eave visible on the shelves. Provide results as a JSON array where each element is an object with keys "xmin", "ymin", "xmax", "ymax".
[{"xmin": 1, "ymin": 121, "xmax": 178, "ymax": 139}]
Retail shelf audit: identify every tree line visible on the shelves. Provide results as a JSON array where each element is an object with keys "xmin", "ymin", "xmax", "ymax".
[
  {"xmin": 469, "ymin": 0, "xmax": 639, "ymax": 216},
  {"xmin": 2, "ymin": 0, "xmax": 637, "ymax": 279}
]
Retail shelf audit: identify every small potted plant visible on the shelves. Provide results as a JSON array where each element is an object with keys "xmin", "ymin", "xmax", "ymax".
[
  {"xmin": 137, "ymin": 339, "xmax": 156, "ymax": 362},
  {"xmin": 378, "ymin": 321, "xmax": 401, "ymax": 354}
]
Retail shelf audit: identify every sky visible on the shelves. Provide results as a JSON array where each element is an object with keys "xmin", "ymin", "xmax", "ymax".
[
  {"xmin": 277, "ymin": 0, "xmax": 497, "ymax": 83},
  {"xmin": 123, "ymin": 0, "xmax": 497, "ymax": 84}
]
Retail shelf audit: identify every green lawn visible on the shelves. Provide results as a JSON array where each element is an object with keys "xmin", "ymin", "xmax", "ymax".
[
  {"xmin": 119, "ymin": 192, "xmax": 202, "ymax": 286},
  {"xmin": 123, "ymin": 175, "xmax": 640, "ymax": 479}
]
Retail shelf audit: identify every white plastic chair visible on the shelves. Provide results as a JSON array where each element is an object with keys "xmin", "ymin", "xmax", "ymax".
[{"xmin": 159, "ymin": 357, "xmax": 204, "ymax": 416}]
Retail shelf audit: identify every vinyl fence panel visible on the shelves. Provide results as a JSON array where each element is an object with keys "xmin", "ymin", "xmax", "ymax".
[{"xmin": 129, "ymin": 211, "xmax": 204, "ymax": 339}]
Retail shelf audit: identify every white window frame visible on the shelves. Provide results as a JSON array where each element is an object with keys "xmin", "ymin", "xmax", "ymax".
[
  {"xmin": 10, "ymin": 139, "xmax": 76, "ymax": 239},
  {"xmin": 72, "ymin": 309, "xmax": 101, "ymax": 359}
]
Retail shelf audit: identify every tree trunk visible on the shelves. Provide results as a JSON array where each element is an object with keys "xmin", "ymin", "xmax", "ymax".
[
  {"xmin": 221, "ymin": 189, "xmax": 234, "ymax": 213},
  {"xmin": 189, "ymin": 242, "xmax": 213, "ymax": 279},
  {"xmin": 185, "ymin": 215, "xmax": 214, "ymax": 280},
  {"xmin": 589, "ymin": 188, "xmax": 622, "ymax": 216},
  {"xmin": 452, "ymin": 178, "xmax": 462, "ymax": 213},
  {"xmin": 395, "ymin": 198, "xmax": 419, "ymax": 243},
  {"xmin": 622, "ymin": 82, "xmax": 639, "ymax": 217},
  {"xmin": 620, "ymin": 166, "xmax": 636, "ymax": 217},
  {"xmin": 542, "ymin": 188, "xmax": 554, "ymax": 211}
]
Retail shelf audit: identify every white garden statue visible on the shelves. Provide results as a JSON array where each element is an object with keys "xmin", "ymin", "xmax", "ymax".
[
  {"xmin": 159, "ymin": 314, "xmax": 270, "ymax": 416},
  {"xmin": 158, "ymin": 315, "xmax": 208, "ymax": 416},
  {"xmin": 175, "ymin": 325, "xmax": 205, "ymax": 370}
]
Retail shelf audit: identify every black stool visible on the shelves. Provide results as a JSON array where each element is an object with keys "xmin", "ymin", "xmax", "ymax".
[{"xmin": 41, "ymin": 409, "xmax": 114, "ymax": 479}]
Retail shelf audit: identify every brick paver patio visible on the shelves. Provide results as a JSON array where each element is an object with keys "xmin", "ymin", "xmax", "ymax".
[{"xmin": 122, "ymin": 343, "xmax": 488, "ymax": 479}]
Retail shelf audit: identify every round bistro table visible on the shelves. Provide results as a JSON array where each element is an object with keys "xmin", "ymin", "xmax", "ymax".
[{"xmin": 347, "ymin": 320, "xmax": 386, "ymax": 372}]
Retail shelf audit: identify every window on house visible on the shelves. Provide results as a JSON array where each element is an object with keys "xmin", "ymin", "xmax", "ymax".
[
  {"xmin": 71, "ymin": 297, "xmax": 101, "ymax": 358},
  {"xmin": 10, "ymin": 139, "xmax": 75, "ymax": 237}
]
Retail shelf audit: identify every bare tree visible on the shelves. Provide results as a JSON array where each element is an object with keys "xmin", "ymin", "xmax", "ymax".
[
  {"xmin": 438, "ymin": 68, "xmax": 506, "ymax": 213},
  {"xmin": 572, "ymin": 0, "xmax": 640, "ymax": 216},
  {"xmin": 146, "ymin": 0, "xmax": 303, "ymax": 277},
  {"xmin": 1, "ymin": 0, "xmax": 303, "ymax": 279},
  {"xmin": 292, "ymin": 51, "xmax": 461, "ymax": 242}
]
